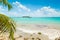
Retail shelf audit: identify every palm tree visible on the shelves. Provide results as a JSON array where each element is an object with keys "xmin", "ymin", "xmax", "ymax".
[
  {"xmin": 0, "ymin": 14, "xmax": 16, "ymax": 40},
  {"xmin": 0, "ymin": 0, "xmax": 16, "ymax": 40},
  {"xmin": 0, "ymin": 0, "xmax": 12, "ymax": 10}
]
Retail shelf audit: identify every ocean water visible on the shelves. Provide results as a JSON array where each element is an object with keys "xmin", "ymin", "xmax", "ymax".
[{"xmin": 12, "ymin": 17, "xmax": 60, "ymax": 24}]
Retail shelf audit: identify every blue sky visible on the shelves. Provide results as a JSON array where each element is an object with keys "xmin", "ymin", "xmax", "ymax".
[
  {"xmin": 0, "ymin": 0, "xmax": 60, "ymax": 17},
  {"xmin": 8, "ymin": 0, "xmax": 60, "ymax": 9}
]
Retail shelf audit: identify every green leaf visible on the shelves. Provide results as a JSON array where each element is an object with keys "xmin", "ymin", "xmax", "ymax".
[
  {"xmin": 0, "ymin": 14, "xmax": 16, "ymax": 40},
  {"xmin": 8, "ymin": 3, "xmax": 12, "ymax": 10},
  {"xmin": 0, "ymin": 0, "xmax": 12, "ymax": 10},
  {"xmin": 9, "ymin": 28, "xmax": 15, "ymax": 40},
  {"xmin": 2, "ymin": 0, "xmax": 8, "ymax": 5},
  {"xmin": 0, "ymin": 0, "xmax": 2, "ymax": 2}
]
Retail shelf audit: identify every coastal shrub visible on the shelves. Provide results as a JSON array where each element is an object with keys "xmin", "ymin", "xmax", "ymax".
[{"xmin": 38, "ymin": 32, "xmax": 41, "ymax": 35}]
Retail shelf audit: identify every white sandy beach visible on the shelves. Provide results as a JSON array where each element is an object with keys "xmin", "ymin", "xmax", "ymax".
[
  {"xmin": 0, "ymin": 23, "xmax": 60, "ymax": 40},
  {"xmin": 16, "ymin": 23, "xmax": 60, "ymax": 40}
]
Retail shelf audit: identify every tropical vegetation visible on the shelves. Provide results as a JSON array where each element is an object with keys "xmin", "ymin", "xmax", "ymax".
[
  {"xmin": 0, "ymin": 14, "xmax": 16, "ymax": 40},
  {"xmin": 0, "ymin": 0, "xmax": 16, "ymax": 40},
  {"xmin": 0, "ymin": 0, "xmax": 12, "ymax": 10}
]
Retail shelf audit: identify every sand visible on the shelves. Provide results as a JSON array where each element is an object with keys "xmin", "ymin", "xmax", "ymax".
[
  {"xmin": 16, "ymin": 23, "xmax": 60, "ymax": 40},
  {"xmin": 0, "ymin": 23, "xmax": 60, "ymax": 40}
]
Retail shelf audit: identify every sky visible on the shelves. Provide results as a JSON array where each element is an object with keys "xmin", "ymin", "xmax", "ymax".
[{"xmin": 0, "ymin": 0, "xmax": 60, "ymax": 17}]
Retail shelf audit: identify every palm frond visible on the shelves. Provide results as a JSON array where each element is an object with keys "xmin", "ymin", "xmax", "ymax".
[
  {"xmin": 8, "ymin": 3, "xmax": 12, "ymax": 10},
  {"xmin": 2, "ymin": 0, "xmax": 8, "ymax": 5},
  {"xmin": 0, "ymin": 14, "xmax": 16, "ymax": 40},
  {"xmin": 0, "ymin": 0, "xmax": 2, "ymax": 2},
  {"xmin": 0, "ymin": 0, "xmax": 12, "ymax": 10}
]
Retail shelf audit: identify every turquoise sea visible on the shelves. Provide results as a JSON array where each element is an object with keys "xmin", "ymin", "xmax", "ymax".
[{"xmin": 12, "ymin": 17, "xmax": 60, "ymax": 24}]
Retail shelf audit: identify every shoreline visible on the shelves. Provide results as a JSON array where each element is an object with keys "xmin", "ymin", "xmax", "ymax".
[
  {"xmin": 16, "ymin": 23, "xmax": 60, "ymax": 40},
  {"xmin": 0, "ymin": 23, "xmax": 60, "ymax": 40}
]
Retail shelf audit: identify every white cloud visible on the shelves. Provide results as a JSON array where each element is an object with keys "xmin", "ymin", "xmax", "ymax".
[
  {"xmin": 13, "ymin": 1, "xmax": 30, "ymax": 12},
  {"xmin": 0, "ymin": 6, "xmax": 5, "ymax": 11},
  {"xmin": 0, "ymin": 2, "xmax": 60, "ymax": 17},
  {"xmin": 29, "ymin": 6, "xmax": 60, "ymax": 17}
]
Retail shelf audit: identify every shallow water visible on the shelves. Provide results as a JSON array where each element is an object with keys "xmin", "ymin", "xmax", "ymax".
[{"xmin": 12, "ymin": 17, "xmax": 60, "ymax": 24}]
